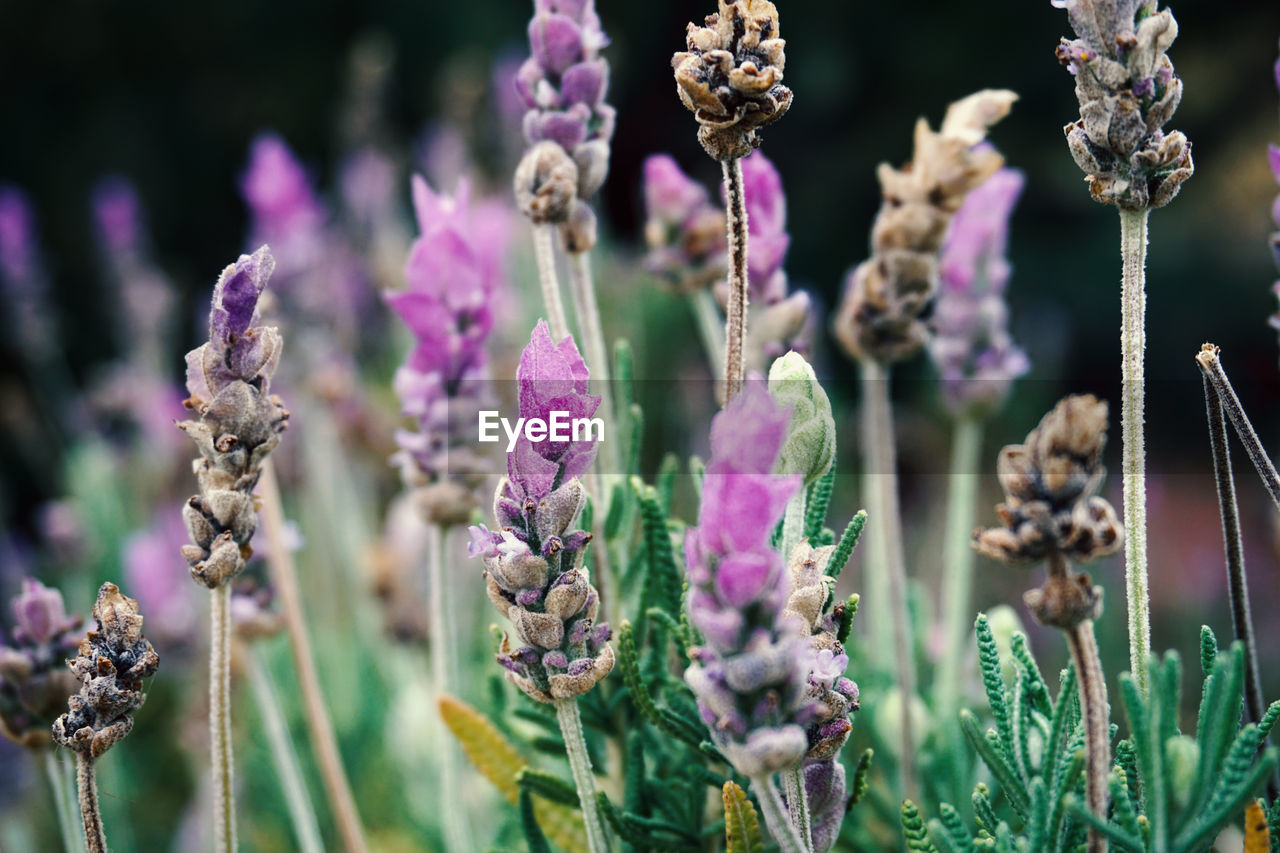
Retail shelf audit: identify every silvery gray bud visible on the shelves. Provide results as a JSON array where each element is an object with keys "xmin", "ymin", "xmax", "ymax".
[{"xmin": 514, "ymin": 141, "xmax": 579, "ymax": 224}]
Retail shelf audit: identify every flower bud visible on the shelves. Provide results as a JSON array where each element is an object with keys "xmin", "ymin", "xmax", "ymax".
[{"xmin": 768, "ymin": 351, "xmax": 835, "ymax": 485}]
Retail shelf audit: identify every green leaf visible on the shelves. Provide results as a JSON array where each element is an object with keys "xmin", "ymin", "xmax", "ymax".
[
  {"xmin": 902, "ymin": 800, "xmax": 938, "ymax": 852},
  {"xmin": 1200, "ymin": 625, "xmax": 1218, "ymax": 678},
  {"xmin": 518, "ymin": 768, "xmax": 581, "ymax": 808},
  {"xmin": 836, "ymin": 594, "xmax": 859, "ymax": 645},
  {"xmin": 1010, "ymin": 632, "xmax": 1051, "ymax": 717},
  {"xmin": 825, "ymin": 510, "xmax": 867, "ymax": 579},
  {"xmin": 520, "ymin": 789, "xmax": 553, "ymax": 853},
  {"xmin": 1175, "ymin": 749, "xmax": 1279, "ymax": 853},
  {"xmin": 849, "ymin": 748, "xmax": 873, "ymax": 807},
  {"xmin": 960, "ymin": 710, "xmax": 1030, "ymax": 818},
  {"xmin": 722, "ymin": 781, "xmax": 765, "ymax": 853},
  {"xmin": 975, "ymin": 615, "xmax": 1018, "ymax": 777},
  {"xmin": 804, "ymin": 468, "xmax": 836, "ymax": 541},
  {"xmin": 632, "ymin": 478, "xmax": 683, "ymax": 634},
  {"xmin": 656, "ymin": 453, "xmax": 680, "ymax": 514},
  {"xmin": 1063, "ymin": 794, "xmax": 1146, "ymax": 852}
]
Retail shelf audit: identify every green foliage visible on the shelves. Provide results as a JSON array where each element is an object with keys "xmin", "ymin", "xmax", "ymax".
[
  {"xmin": 903, "ymin": 800, "xmax": 939, "ymax": 852},
  {"xmin": 631, "ymin": 477, "xmax": 683, "ymax": 643},
  {"xmin": 804, "ymin": 467, "xmax": 837, "ymax": 542},
  {"xmin": 825, "ymin": 509, "xmax": 867, "ymax": 579},
  {"xmin": 850, "ymin": 748, "xmax": 874, "ymax": 807},
  {"xmin": 520, "ymin": 789, "xmax": 553, "ymax": 853},
  {"xmin": 722, "ymin": 781, "xmax": 766, "ymax": 853},
  {"xmin": 836, "ymin": 593, "xmax": 859, "ymax": 645}
]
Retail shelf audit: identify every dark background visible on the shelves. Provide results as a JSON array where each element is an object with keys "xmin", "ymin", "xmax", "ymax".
[{"xmin": 3, "ymin": 0, "xmax": 1280, "ymax": 672}]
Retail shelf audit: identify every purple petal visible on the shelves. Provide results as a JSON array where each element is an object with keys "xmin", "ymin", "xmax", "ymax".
[
  {"xmin": 560, "ymin": 60, "xmax": 607, "ymax": 107},
  {"xmin": 528, "ymin": 12, "xmax": 583, "ymax": 76}
]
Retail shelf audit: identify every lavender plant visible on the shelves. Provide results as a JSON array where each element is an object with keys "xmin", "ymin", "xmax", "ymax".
[
  {"xmin": 672, "ymin": 0, "xmax": 792, "ymax": 400},
  {"xmin": 177, "ymin": 246, "xmax": 289, "ymax": 853},
  {"xmin": 833, "ymin": 88, "xmax": 1016, "ymax": 800},
  {"xmin": 52, "ymin": 583, "xmax": 159, "ymax": 853},
  {"xmin": 469, "ymin": 320, "xmax": 614, "ymax": 852},
  {"xmin": 1049, "ymin": 0, "xmax": 1194, "ymax": 698}
]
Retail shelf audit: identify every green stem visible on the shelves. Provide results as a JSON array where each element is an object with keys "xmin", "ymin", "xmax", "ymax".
[
  {"xmin": 749, "ymin": 774, "xmax": 809, "ymax": 853},
  {"xmin": 533, "ymin": 224, "xmax": 571, "ymax": 341},
  {"xmin": 426, "ymin": 523, "xmax": 475, "ymax": 853},
  {"xmin": 75, "ymin": 756, "xmax": 105, "ymax": 853},
  {"xmin": 783, "ymin": 767, "xmax": 815, "ymax": 853},
  {"xmin": 43, "ymin": 749, "xmax": 81, "ymax": 853},
  {"xmin": 936, "ymin": 417, "xmax": 983, "ymax": 716},
  {"xmin": 260, "ymin": 461, "xmax": 369, "ymax": 853},
  {"xmin": 780, "ymin": 490, "xmax": 807, "ymax": 563},
  {"xmin": 210, "ymin": 583, "xmax": 236, "ymax": 853},
  {"xmin": 689, "ymin": 288, "xmax": 726, "ymax": 383},
  {"xmin": 1119, "ymin": 206, "xmax": 1151, "ymax": 698},
  {"xmin": 553, "ymin": 697, "xmax": 610, "ymax": 853},
  {"xmin": 721, "ymin": 157, "xmax": 749, "ymax": 403},
  {"xmin": 246, "ymin": 648, "xmax": 325, "ymax": 853},
  {"xmin": 859, "ymin": 358, "xmax": 918, "ymax": 802}
]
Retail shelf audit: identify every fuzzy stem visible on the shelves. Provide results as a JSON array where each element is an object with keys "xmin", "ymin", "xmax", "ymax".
[
  {"xmin": 749, "ymin": 774, "xmax": 809, "ymax": 853},
  {"xmin": 210, "ymin": 582, "xmax": 236, "ymax": 853},
  {"xmin": 689, "ymin": 288, "xmax": 726, "ymax": 383},
  {"xmin": 246, "ymin": 647, "xmax": 325, "ymax": 853},
  {"xmin": 259, "ymin": 461, "xmax": 368, "ymax": 853},
  {"xmin": 782, "ymin": 767, "xmax": 815, "ymax": 853},
  {"xmin": 859, "ymin": 358, "xmax": 918, "ymax": 801},
  {"xmin": 1118, "ymin": 207, "xmax": 1151, "ymax": 699},
  {"xmin": 1049, "ymin": 551, "xmax": 1110, "ymax": 853},
  {"xmin": 780, "ymin": 490, "xmax": 807, "ymax": 564},
  {"xmin": 1201, "ymin": 374, "xmax": 1267, "ymax": 728},
  {"xmin": 1196, "ymin": 345, "xmax": 1280, "ymax": 511},
  {"xmin": 426, "ymin": 523, "xmax": 474, "ymax": 853},
  {"xmin": 533, "ymin": 224, "xmax": 572, "ymax": 341},
  {"xmin": 553, "ymin": 697, "xmax": 610, "ymax": 853},
  {"xmin": 937, "ymin": 417, "xmax": 983, "ymax": 715},
  {"xmin": 43, "ymin": 749, "xmax": 81, "ymax": 853},
  {"xmin": 75, "ymin": 756, "xmax": 106, "ymax": 853},
  {"xmin": 721, "ymin": 157, "xmax": 749, "ymax": 403}
]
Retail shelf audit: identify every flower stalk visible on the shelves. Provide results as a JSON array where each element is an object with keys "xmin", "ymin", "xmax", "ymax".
[
  {"xmin": 722, "ymin": 157, "xmax": 749, "ymax": 402},
  {"xmin": 936, "ymin": 416, "xmax": 983, "ymax": 717},
  {"xmin": 210, "ymin": 582, "xmax": 236, "ymax": 853},
  {"xmin": 750, "ymin": 775, "xmax": 809, "ymax": 853},
  {"xmin": 259, "ymin": 461, "xmax": 368, "ymax": 853},
  {"xmin": 554, "ymin": 697, "xmax": 610, "ymax": 853},
  {"xmin": 42, "ymin": 750, "xmax": 80, "ymax": 853},
  {"xmin": 1119, "ymin": 207, "xmax": 1151, "ymax": 698}
]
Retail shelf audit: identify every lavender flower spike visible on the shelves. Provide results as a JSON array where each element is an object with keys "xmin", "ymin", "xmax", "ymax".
[
  {"xmin": 929, "ymin": 168, "xmax": 1030, "ymax": 418},
  {"xmin": 1053, "ymin": 0, "xmax": 1193, "ymax": 209},
  {"xmin": 0, "ymin": 580, "xmax": 83, "ymax": 750},
  {"xmin": 684, "ymin": 382, "xmax": 811, "ymax": 778},
  {"xmin": 471, "ymin": 321, "xmax": 610, "ymax": 703},
  {"xmin": 388, "ymin": 174, "xmax": 500, "ymax": 526},
  {"xmin": 178, "ymin": 247, "xmax": 289, "ymax": 590}
]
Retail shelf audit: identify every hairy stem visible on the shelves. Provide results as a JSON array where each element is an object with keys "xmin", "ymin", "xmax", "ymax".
[
  {"xmin": 689, "ymin": 288, "xmax": 726, "ymax": 384},
  {"xmin": 75, "ymin": 756, "xmax": 106, "ymax": 853},
  {"xmin": 1119, "ymin": 206, "xmax": 1151, "ymax": 698},
  {"xmin": 246, "ymin": 648, "xmax": 325, "ymax": 853},
  {"xmin": 210, "ymin": 582, "xmax": 236, "ymax": 853},
  {"xmin": 1050, "ymin": 551, "xmax": 1110, "ymax": 853},
  {"xmin": 1201, "ymin": 373, "xmax": 1266, "ymax": 728},
  {"xmin": 783, "ymin": 766, "xmax": 815, "ymax": 853},
  {"xmin": 43, "ymin": 749, "xmax": 80, "ymax": 853},
  {"xmin": 259, "ymin": 461, "xmax": 368, "ymax": 853},
  {"xmin": 533, "ymin": 224, "xmax": 571, "ymax": 341},
  {"xmin": 859, "ymin": 358, "xmax": 918, "ymax": 801},
  {"xmin": 722, "ymin": 157, "xmax": 749, "ymax": 403},
  {"xmin": 1196, "ymin": 345, "xmax": 1280, "ymax": 511},
  {"xmin": 937, "ymin": 417, "xmax": 982, "ymax": 716},
  {"xmin": 749, "ymin": 774, "xmax": 809, "ymax": 853},
  {"xmin": 426, "ymin": 523, "xmax": 474, "ymax": 853},
  {"xmin": 553, "ymin": 697, "xmax": 610, "ymax": 853}
]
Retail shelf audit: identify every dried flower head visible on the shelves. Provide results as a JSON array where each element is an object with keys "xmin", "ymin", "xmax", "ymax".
[
  {"xmin": 178, "ymin": 247, "xmax": 289, "ymax": 589},
  {"xmin": 0, "ymin": 580, "xmax": 83, "ymax": 749},
  {"xmin": 834, "ymin": 91, "xmax": 1017, "ymax": 364},
  {"xmin": 52, "ymin": 584, "xmax": 159, "ymax": 759},
  {"xmin": 672, "ymin": 0, "xmax": 792, "ymax": 161},
  {"xmin": 973, "ymin": 394, "xmax": 1123, "ymax": 567},
  {"xmin": 1053, "ymin": 0, "xmax": 1193, "ymax": 208}
]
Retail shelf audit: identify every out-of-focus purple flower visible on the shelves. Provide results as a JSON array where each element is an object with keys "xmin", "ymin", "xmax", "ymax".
[
  {"xmin": 0, "ymin": 185, "xmax": 57, "ymax": 357},
  {"xmin": 91, "ymin": 177, "xmax": 143, "ymax": 256},
  {"xmin": 684, "ymin": 383, "xmax": 812, "ymax": 777},
  {"xmin": 125, "ymin": 512, "xmax": 199, "ymax": 646},
  {"xmin": 737, "ymin": 151, "xmax": 789, "ymax": 304},
  {"xmin": 642, "ymin": 155, "xmax": 727, "ymax": 290},
  {"xmin": 515, "ymin": 0, "xmax": 614, "ymax": 199},
  {"xmin": 185, "ymin": 246, "xmax": 283, "ymax": 408},
  {"xmin": 240, "ymin": 134, "xmax": 371, "ymax": 343},
  {"xmin": 929, "ymin": 168, "xmax": 1030, "ymax": 418},
  {"xmin": 339, "ymin": 147, "xmax": 397, "ymax": 229},
  {"xmin": 388, "ymin": 175, "xmax": 504, "ymax": 526},
  {"xmin": 0, "ymin": 185, "xmax": 36, "ymax": 283},
  {"xmin": 0, "ymin": 579, "xmax": 83, "ymax": 749}
]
